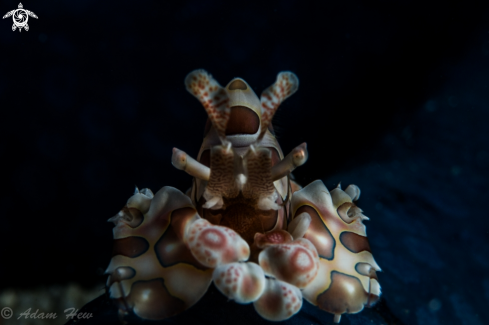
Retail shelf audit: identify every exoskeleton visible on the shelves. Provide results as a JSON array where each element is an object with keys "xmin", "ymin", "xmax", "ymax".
[{"xmin": 105, "ymin": 70, "xmax": 381, "ymax": 324}]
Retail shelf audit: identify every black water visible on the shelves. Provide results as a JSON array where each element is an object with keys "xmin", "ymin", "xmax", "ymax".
[{"xmin": 0, "ymin": 0, "xmax": 488, "ymax": 324}]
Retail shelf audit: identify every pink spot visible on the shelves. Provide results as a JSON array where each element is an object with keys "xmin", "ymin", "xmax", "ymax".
[
  {"xmin": 267, "ymin": 232, "xmax": 284, "ymax": 243},
  {"xmin": 200, "ymin": 229, "xmax": 226, "ymax": 248},
  {"xmin": 291, "ymin": 248, "xmax": 313, "ymax": 271}
]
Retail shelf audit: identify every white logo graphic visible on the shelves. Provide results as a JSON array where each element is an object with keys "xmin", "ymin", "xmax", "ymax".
[{"xmin": 2, "ymin": 3, "xmax": 37, "ymax": 32}]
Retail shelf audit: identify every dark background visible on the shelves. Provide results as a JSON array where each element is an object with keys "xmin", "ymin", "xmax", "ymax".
[{"xmin": 0, "ymin": 0, "xmax": 488, "ymax": 324}]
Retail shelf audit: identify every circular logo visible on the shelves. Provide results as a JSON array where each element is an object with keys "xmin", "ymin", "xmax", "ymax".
[
  {"xmin": 1, "ymin": 307, "xmax": 12, "ymax": 319},
  {"xmin": 13, "ymin": 9, "xmax": 27, "ymax": 27}
]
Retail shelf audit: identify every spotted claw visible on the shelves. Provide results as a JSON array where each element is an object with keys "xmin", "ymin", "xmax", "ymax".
[
  {"xmin": 258, "ymin": 238, "xmax": 319, "ymax": 288},
  {"xmin": 212, "ymin": 262, "xmax": 266, "ymax": 303},
  {"xmin": 253, "ymin": 279, "xmax": 302, "ymax": 321},
  {"xmin": 185, "ymin": 218, "xmax": 250, "ymax": 268},
  {"xmin": 106, "ymin": 187, "xmax": 212, "ymax": 321},
  {"xmin": 290, "ymin": 180, "xmax": 381, "ymax": 322}
]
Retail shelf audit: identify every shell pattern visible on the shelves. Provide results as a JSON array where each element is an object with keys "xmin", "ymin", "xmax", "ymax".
[{"xmin": 105, "ymin": 70, "xmax": 381, "ymax": 324}]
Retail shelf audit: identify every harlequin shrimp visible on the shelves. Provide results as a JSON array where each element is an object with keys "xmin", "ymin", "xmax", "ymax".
[{"xmin": 105, "ymin": 70, "xmax": 381, "ymax": 324}]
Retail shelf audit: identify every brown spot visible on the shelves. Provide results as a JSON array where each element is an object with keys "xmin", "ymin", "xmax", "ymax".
[
  {"xmin": 155, "ymin": 215, "xmax": 207, "ymax": 270},
  {"xmin": 340, "ymin": 232, "xmax": 371, "ymax": 253},
  {"xmin": 228, "ymin": 79, "xmax": 248, "ymax": 90},
  {"xmin": 295, "ymin": 206, "xmax": 335, "ymax": 260},
  {"xmin": 112, "ymin": 237, "xmax": 149, "ymax": 258},
  {"xmin": 127, "ymin": 279, "xmax": 186, "ymax": 320},
  {"xmin": 317, "ymin": 272, "xmax": 368, "ymax": 314},
  {"xmin": 170, "ymin": 207, "xmax": 198, "ymax": 241},
  {"xmin": 225, "ymin": 106, "xmax": 259, "ymax": 135}
]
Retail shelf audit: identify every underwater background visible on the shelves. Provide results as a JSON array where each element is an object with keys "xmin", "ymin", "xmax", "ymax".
[{"xmin": 0, "ymin": 0, "xmax": 488, "ymax": 324}]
